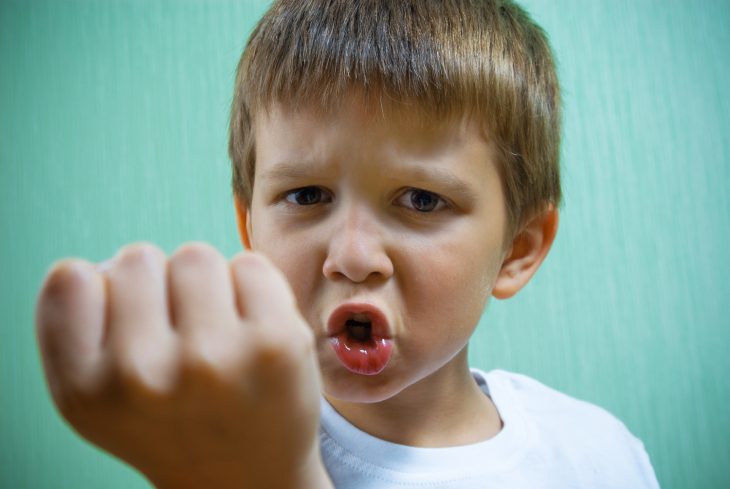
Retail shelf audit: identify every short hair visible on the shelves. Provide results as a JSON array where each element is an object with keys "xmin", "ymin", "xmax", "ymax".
[{"xmin": 229, "ymin": 0, "xmax": 561, "ymax": 234}]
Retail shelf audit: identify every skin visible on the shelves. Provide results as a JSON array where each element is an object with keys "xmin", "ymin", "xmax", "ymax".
[
  {"xmin": 36, "ymin": 246, "xmax": 331, "ymax": 488},
  {"xmin": 238, "ymin": 94, "xmax": 558, "ymax": 446},
  {"xmin": 35, "ymin": 92, "xmax": 557, "ymax": 487}
]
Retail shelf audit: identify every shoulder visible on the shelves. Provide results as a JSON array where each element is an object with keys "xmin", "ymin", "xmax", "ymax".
[
  {"xmin": 480, "ymin": 368, "xmax": 638, "ymax": 444},
  {"xmin": 475, "ymin": 369, "xmax": 661, "ymax": 488},
  {"xmin": 483, "ymin": 369, "xmax": 621, "ymax": 424}
]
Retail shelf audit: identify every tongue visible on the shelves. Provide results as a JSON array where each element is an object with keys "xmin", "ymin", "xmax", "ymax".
[{"xmin": 329, "ymin": 332, "xmax": 393, "ymax": 376}]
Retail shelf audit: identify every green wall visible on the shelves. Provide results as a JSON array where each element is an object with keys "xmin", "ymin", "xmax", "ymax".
[{"xmin": 1, "ymin": 1, "xmax": 728, "ymax": 487}]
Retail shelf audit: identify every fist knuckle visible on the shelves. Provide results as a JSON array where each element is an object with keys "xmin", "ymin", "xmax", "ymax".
[
  {"xmin": 231, "ymin": 254, "xmax": 296, "ymax": 307},
  {"xmin": 117, "ymin": 242, "xmax": 166, "ymax": 269},
  {"xmin": 171, "ymin": 242, "xmax": 223, "ymax": 269},
  {"xmin": 230, "ymin": 251, "xmax": 276, "ymax": 277},
  {"xmin": 36, "ymin": 261, "xmax": 100, "ymax": 344},
  {"xmin": 42, "ymin": 259, "xmax": 94, "ymax": 299}
]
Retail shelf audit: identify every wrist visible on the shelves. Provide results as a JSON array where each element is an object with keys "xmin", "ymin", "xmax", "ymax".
[
  {"xmin": 294, "ymin": 450, "xmax": 334, "ymax": 489},
  {"xmin": 144, "ymin": 448, "xmax": 333, "ymax": 489}
]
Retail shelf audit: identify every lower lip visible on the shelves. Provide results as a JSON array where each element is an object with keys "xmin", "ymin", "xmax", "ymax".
[{"xmin": 329, "ymin": 333, "xmax": 394, "ymax": 376}]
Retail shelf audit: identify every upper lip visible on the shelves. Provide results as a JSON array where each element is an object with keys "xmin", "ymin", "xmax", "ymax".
[{"xmin": 326, "ymin": 302, "xmax": 392, "ymax": 339}]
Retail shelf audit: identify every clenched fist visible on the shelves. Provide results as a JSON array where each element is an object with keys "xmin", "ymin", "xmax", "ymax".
[{"xmin": 35, "ymin": 242, "xmax": 332, "ymax": 489}]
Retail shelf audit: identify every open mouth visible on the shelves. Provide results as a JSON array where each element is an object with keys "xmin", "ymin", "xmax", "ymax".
[
  {"xmin": 345, "ymin": 315, "xmax": 373, "ymax": 342},
  {"xmin": 327, "ymin": 304, "xmax": 394, "ymax": 376}
]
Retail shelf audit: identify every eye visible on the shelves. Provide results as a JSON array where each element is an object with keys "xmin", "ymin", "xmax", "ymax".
[
  {"xmin": 396, "ymin": 188, "xmax": 447, "ymax": 213},
  {"xmin": 284, "ymin": 186, "xmax": 331, "ymax": 206}
]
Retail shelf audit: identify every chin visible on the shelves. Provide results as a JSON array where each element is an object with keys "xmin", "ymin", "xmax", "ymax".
[{"xmin": 321, "ymin": 366, "xmax": 407, "ymax": 404}]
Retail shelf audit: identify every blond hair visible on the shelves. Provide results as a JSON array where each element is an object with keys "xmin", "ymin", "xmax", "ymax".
[{"xmin": 229, "ymin": 0, "xmax": 561, "ymax": 233}]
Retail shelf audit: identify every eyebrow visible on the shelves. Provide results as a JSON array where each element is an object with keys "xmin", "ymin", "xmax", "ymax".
[
  {"xmin": 399, "ymin": 166, "xmax": 479, "ymax": 202},
  {"xmin": 258, "ymin": 161, "xmax": 326, "ymax": 183}
]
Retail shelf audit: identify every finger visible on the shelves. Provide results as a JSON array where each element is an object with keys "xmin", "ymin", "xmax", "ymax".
[
  {"xmin": 230, "ymin": 251, "xmax": 299, "ymax": 327},
  {"xmin": 35, "ymin": 259, "xmax": 106, "ymax": 394},
  {"xmin": 105, "ymin": 243, "xmax": 170, "ymax": 348},
  {"xmin": 168, "ymin": 242, "xmax": 239, "ymax": 338},
  {"xmin": 230, "ymin": 252, "xmax": 316, "ymax": 393}
]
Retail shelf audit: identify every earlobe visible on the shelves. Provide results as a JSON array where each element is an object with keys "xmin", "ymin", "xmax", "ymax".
[
  {"xmin": 233, "ymin": 195, "xmax": 253, "ymax": 250},
  {"xmin": 492, "ymin": 206, "xmax": 559, "ymax": 299}
]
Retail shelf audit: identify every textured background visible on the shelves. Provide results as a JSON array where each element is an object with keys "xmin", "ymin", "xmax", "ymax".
[{"xmin": 1, "ymin": 1, "xmax": 728, "ymax": 487}]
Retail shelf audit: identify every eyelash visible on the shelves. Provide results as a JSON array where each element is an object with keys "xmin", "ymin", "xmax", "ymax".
[
  {"xmin": 282, "ymin": 187, "xmax": 448, "ymax": 213},
  {"xmin": 396, "ymin": 188, "xmax": 448, "ymax": 213},
  {"xmin": 284, "ymin": 187, "xmax": 333, "ymax": 206}
]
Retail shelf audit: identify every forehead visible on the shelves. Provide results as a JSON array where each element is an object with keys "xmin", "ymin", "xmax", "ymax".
[{"xmin": 254, "ymin": 93, "xmax": 492, "ymax": 165}]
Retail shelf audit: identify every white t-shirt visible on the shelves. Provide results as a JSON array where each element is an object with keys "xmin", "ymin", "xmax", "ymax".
[{"xmin": 319, "ymin": 369, "xmax": 660, "ymax": 488}]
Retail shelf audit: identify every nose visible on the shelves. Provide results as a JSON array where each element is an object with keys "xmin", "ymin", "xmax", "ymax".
[{"xmin": 322, "ymin": 204, "xmax": 394, "ymax": 284}]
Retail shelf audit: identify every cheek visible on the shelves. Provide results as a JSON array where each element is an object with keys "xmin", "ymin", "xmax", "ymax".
[
  {"xmin": 268, "ymin": 250, "xmax": 317, "ymax": 306},
  {"xmin": 250, "ymin": 227, "xmax": 318, "ymax": 307},
  {"xmin": 406, "ymin": 240, "xmax": 501, "ymax": 339}
]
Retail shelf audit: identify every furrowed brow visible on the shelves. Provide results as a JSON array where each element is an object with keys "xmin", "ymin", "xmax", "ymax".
[
  {"xmin": 258, "ymin": 161, "xmax": 321, "ymax": 183},
  {"xmin": 405, "ymin": 167, "xmax": 478, "ymax": 201}
]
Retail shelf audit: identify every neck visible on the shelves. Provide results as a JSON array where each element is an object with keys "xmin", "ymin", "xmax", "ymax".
[{"xmin": 324, "ymin": 350, "xmax": 502, "ymax": 447}]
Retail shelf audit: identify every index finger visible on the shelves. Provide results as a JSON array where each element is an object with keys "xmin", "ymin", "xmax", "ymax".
[{"xmin": 35, "ymin": 259, "xmax": 106, "ymax": 394}]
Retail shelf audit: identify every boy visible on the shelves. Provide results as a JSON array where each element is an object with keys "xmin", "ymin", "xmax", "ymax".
[{"xmin": 35, "ymin": 0, "xmax": 660, "ymax": 488}]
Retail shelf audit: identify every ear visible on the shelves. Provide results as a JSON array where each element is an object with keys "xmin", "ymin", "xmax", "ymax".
[
  {"xmin": 492, "ymin": 206, "xmax": 559, "ymax": 299},
  {"xmin": 233, "ymin": 195, "xmax": 253, "ymax": 250}
]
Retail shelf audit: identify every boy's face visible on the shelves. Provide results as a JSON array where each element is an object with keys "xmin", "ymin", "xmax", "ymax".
[{"xmin": 243, "ymin": 95, "xmax": 512, "ymax": 404}]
